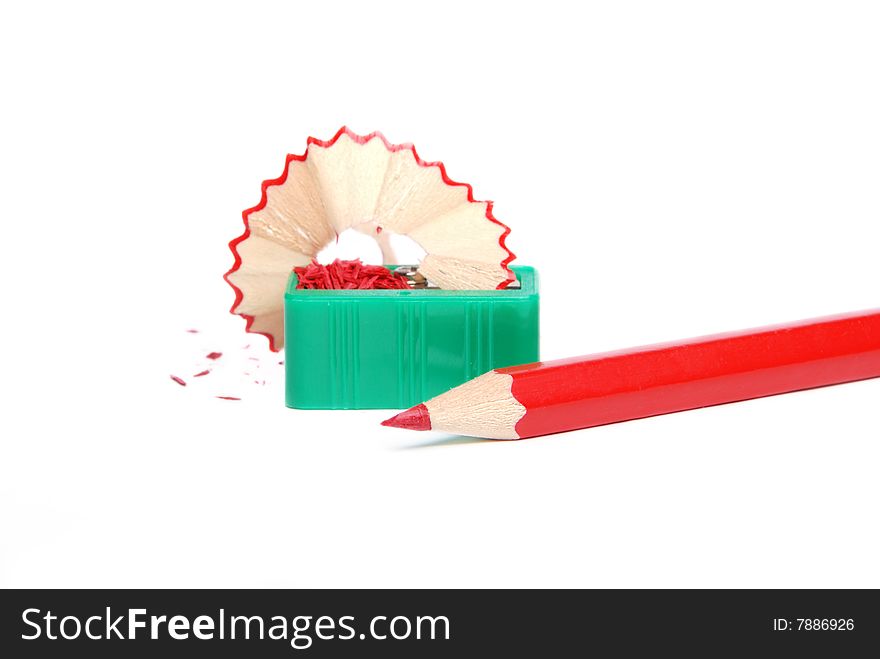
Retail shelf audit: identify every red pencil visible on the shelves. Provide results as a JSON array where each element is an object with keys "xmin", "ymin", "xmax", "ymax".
[{"xmin": 381, "ymin": 309, "xmax": 880, "ymax": 439}]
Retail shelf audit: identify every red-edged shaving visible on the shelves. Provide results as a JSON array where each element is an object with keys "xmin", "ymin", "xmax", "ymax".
[{"xmin": 224, "ymin": 127, "xmax": 516, "ymax": 351}]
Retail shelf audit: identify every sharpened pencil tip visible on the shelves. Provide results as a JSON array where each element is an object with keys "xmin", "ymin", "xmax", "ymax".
[{"xmin": 381, "ymin": 404, "xmax": 432, "ymax": 431}]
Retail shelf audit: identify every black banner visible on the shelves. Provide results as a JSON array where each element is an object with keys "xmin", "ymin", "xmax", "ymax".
[{"xmin": 1, "ymin": 589, "xmax": 877, "ymax": 656}]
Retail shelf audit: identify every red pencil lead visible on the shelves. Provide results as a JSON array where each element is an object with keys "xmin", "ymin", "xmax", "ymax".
[{"xmin": 381, "ymin": 404, "xmax": 432, "ymax": 431}]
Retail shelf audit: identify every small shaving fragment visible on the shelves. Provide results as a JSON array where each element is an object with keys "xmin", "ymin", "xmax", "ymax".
[{"xmin": 172, "ymin": 328, "xmax": 282, "ymax": 400}]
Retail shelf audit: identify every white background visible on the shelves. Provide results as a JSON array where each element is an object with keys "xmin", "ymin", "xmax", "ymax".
[{"xmin": 1, "ymin": 1, "xmax": 878, "ymax": 588}]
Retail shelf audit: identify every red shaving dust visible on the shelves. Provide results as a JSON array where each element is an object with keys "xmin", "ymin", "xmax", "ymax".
[
  {"xmin": 173, "ymin": 330, "xmax": 282, "ymax": 400},
  {"xmin": 294, "ymin": 259, "xmax": 409, "ymax": 290}
]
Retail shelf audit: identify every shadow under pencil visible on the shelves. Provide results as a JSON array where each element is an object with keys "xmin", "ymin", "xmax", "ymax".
[{"xmin": 395, "ymin": 434, "xmax": 493, "ymax": 450}]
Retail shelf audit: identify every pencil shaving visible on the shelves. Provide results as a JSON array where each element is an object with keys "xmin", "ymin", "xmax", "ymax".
[{"xmin": 225, "ymin": 127, "xmax": 516, "ymax": 350}]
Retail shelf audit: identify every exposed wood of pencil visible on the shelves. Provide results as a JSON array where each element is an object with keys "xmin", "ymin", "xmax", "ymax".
[{"xmin": 382, "ymin": 309, "xmax": 880, "ymax": 439}]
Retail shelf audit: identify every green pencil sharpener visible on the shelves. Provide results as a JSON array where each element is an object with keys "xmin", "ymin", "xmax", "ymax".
[{"xmin": 284, "ymin": 266, "xmax": 540, "ymax": 409}]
